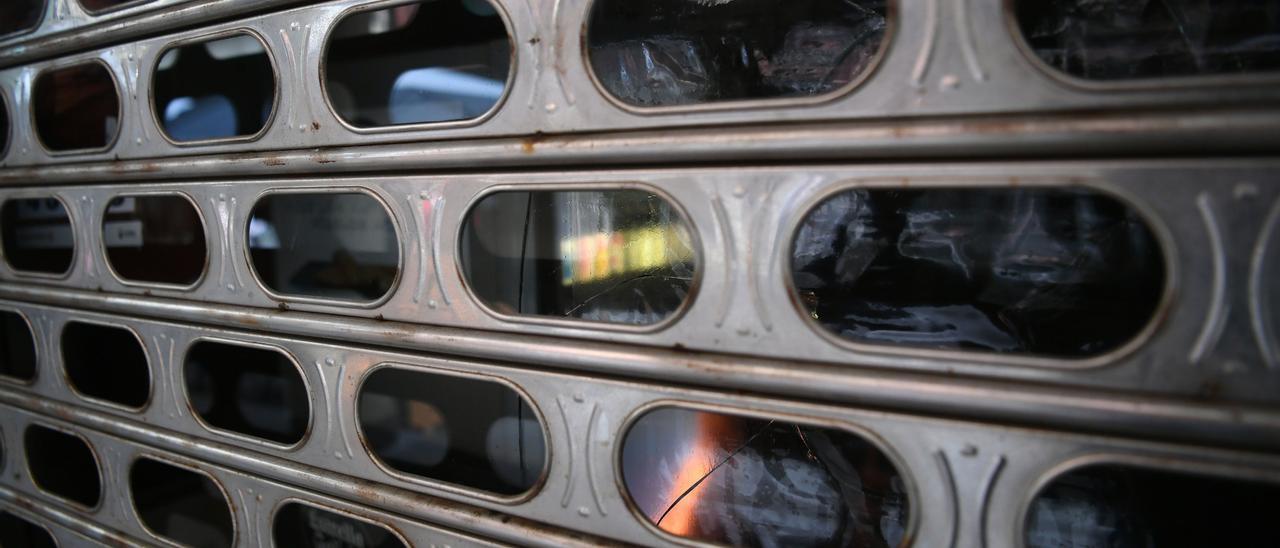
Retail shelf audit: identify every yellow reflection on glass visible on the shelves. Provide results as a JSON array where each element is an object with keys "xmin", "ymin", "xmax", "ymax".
[{"xmin": 560, "ymin": 226, "xmax": 694, "ymax": 286}]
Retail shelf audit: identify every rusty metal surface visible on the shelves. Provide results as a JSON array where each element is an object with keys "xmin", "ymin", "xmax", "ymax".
[
  {"xmin": 0, "ymin": 0, "xmax": 1276, "ymax": 546},
  {"xmin": 0, "ymin": 0, "xmax": 1277, "ymax": 170},
  {"xmin": 0, "ymin": 162, "xmax": 1277, "ymax": 407},
  {"xmin": 0, "ymin": 0, "xmax": 309, "ymax": 69},
  {"xmin": 1, "ymin": 326, "xmax": 1278, "ymax": 547}
]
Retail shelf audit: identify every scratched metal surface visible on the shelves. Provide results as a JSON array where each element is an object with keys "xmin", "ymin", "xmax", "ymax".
[
  {"xmin": 0, "ymin": 0, "xmax": 1276, "ymax": 547},
  {"xmin": 0, "ymin": 0, "xmax": 1277, "ymax": 169},
  {"xmin": 0, "ymin": 403, "xmax": 541, "ymax": 547},
  {"xmin": 0, "ymin": 0, "xmax": 309, "ymax": 68},
  {"xmin": 0, "ymin": 162, "xmax": 1277, "ymax": 408},
  {"xmin": 0, "ymin": 308, "xmax": 1278, "ymax": 547}
]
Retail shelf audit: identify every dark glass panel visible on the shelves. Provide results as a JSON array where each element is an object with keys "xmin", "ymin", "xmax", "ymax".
[
  {"xmin": 1, "ymin": 198, "xmax": 74, "ymax": 275},
  {"xmin": 587, "ymin": 0, "xmax": 888, "ymax": 107},
  {"xmin": 622, "ymin": 407, "xmax": 909, "ymax": 546},
  {"xmin": 248, "ymin": 192, "xmax": 399, "ymax": 302},
  {"xmin": 461, "ymin": 190, "xmax": 696, "ymax": 325},
  {"xmin": 273, "ymin": 503, "xmax": 407, "ymax": 548},
  {"xmin": 185, "ymin": 340, "xmax": 309, "ymax": 445},
  {"xmin": 33, "ymin": 62, "xmax": 119, "ymax": 151},
  {"xmin": 1027, "ymin": 464, "xmax": 1280, "ymax": 547},
  {"xmin": 0, "ymin": 311, "xmax": 36, "ymax": 381},
  {"xmin": 61, "ymin": 321, "xmax": 150, "ymax": 408},
  {"xmin": 0, "ymin": 511, "xmax": 56, "ymax": 548},
  {"xmin": 130, "ymin": 458, "xmax": 233, "ymax": 548},
  {"xmin": 325, "ymin": 0, "xmax": 511, "ymax": 127},
  {"xmin": 25, "ymin": 425, "xmax": 101, "ymax": 507},
  {"xmin": 791, "ymin": 188, "xmax": 1164, "ymax": 357},
  {"xmin": 1015, "ymin": 1, "xmax": 1280, "ymax": 81},
  {"xmin": 0, "ymin": 1, "xmax": 43, "ymax": 38},
  {"xmin": 358, "ymin": 367, "xmax": 545, "ymax": 495},
  {"xmin": 103, "ymin": 195, "xmax": 207, "ymax": 285},
  {"xmin": 153, "ymin": 33, "xmax": 275, "ymax": 142}
]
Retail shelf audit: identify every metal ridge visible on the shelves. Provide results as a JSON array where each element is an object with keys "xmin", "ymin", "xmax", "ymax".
[{"xmin": 1, "ymin": 285, "xmax": 1276, "ymax": 453}]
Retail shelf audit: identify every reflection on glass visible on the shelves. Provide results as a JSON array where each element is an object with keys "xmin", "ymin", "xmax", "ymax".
[
  {"xmin": 1, "ymin": 198, "xmax": 74, "ymax": 275},
  {"xmin": 33, "ymin": 62, "xmax": 119, "ymax": 151},
  {"xmin": 273, "ymin": 503, "xmax": 407, "ymax": 548},
  {"xmin": 1028, "ymin": 465, "xmax": 1280, "ymax": 547},
  {"xmin": 0, "ymin": 311, "xmax": 36, "ymax": 382},
  {"xmin": 587, "ymin": 0, "xmax": 887, "ymax": 107},
  {"xmin": 791, "ymin": 188, "xmax": 1164, "ymax": 357},
  {"xmin": 62, "ymin": 321, "xmax": 150, "ymax": 408},
  {"xmin": 1015, "ymin": 1, "xmax": 1280, "ymax": 81},
  {"xmin": 130, "ymin": 458, "xmax": 233, "ymax": 548},
  {"xmin": 358, "ymin": 367, "xmax": 545, "ymax": 495},
  {"xmin": 0, "ymin": 1, "xmax": 43, "ymax": 38},
  {"xmin": 185, "ymin": 341, "xmax": 309, "ymax": 445},
  {"xmin": 25, "ymin": 425, "xmax": 101, "ymax": 508},
  {"xmin": 248, "ymin": 192, "xmax": 399, "ymax": 302},
  {"xmin": 325, "ymin": 0, "xmax": 511, "ymax": 127},
  {"xmin": 622, "ymin": 408, "xmax": 909, "ymax": 546},
  {"xmin": 154, "ymin": 33, "xmax": 275, "ymax": 142},
  {"xmin": 0, "ymin": 511, "xmax": 56, "ymax": 548},
  {"xmin": 461, "ymin": 190, "xmax": 696, "ymax": 325},
  {"xmin": 103, "ymin": 195, "xmax": 207, "ymax": 285}
]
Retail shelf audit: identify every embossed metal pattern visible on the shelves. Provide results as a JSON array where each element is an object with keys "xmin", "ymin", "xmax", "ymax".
[
  {"xmin": 0, "ymin": 0, "xmax": 1275, "ymax": 545},
  {"xmin": 4, "ymin": 164, "xmax": 1280, "ymax": 406},
  {"xmin": 0, "ymin": 307, "xmax": 1278, "ymax": 546},
  {"xmin": 0, "ymin": 0, "xmax": 1276, "ymax": 169}
]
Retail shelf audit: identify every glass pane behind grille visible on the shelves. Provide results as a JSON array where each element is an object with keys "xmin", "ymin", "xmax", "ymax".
[
  {"xmin": 461, "ymin": 190, "xmax": 697, "ymax": 326},
  {"xmin": 1027, "ymin": 464, "xmax": 1280, "ymax": 547},
  {"xmin": 1015, "ymin": 1, "xmax": 1280, "ymax": 81},
  {"xmin": 622, "ymin": 407, "xmax": 910, "ymax": 546},
  {"xmin": 325, "ymin": 0, "xmax": 511, "ymax": 127},
  {"xmin": 587, "ymin": 0, "xmax": 888, "ymax": 107},
  {"xmin": 358, "ymin": 367, "xmax": 546, "ymax": 496},
  {"xmin": 791, "ymin": 187, "xmax": 1165, "ymax": 357}
]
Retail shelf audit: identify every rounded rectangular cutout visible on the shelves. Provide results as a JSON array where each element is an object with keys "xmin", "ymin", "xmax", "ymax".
[
  {"xmin": 33, "ymin": 62, "xmax": 120, "ymax": 152},
  {"xmin": 357, "ymin": 366, "xmax": 546, "ymax": 496},
  {"xmin": 791, "ymin": 187, "xmax": 1166, "ymax": 358},
  {"xmin": 153, "ymin": 33, "xmax": 276, "ymax": 143},
  {"xmin": 0, "ymin": 511, "xmax": 56, "ymax": 548},
  {"xmin": 103, "ymin": 195, "xmax": 207, "ymax": 286},
  {"xmin": 25, "ymin": 424, "xmax": 102, "ymax": 508},
  {"xmin": 587, "ymin": 0, "xmax": 889, "ymax": 108},
  {"xmin": 324, "ymin": 0, "xmax": 512, "ymax": 128},
  {"xmin": 0, "ymin": 310, "xmax": 36, "ymax": 382},
  {"xmin": 1014, "ymin": 2, "xmax": 1280, "ymax": 81},
  {"xmin": 184, "ymin": 340, "xmax": 309, "ymax": 446},
  {"xmin": 0, "ymin": 1, "xmax": 44, "ymax": 38},
  {"xmin": 247, "ymin": 191, "xmax": 399, "ymax": 303},
  {"xmin": 461, "ymin": 189, "xmax": 697, "ymax": 326},
  {"xmin": 622, "ymin": 407, "xmax": 910, "ymax": 545},
  {"xmin": 1027, "ymin": 464, "xmax": 1280, "ymax": 547},
  {"xmin": 1, "ymin": 197, "xmax": 74, "ymax": 275},
  {"xmin": 61, "ymin": 321, "xmax": 150, "ymax": 409},
  {"xmin": 130, "ymin": 457, "xmax": 234, "ymax": 548},
  {"xmin": 273, "ymin": 502, "xmax": 407, "ymax": 548}
]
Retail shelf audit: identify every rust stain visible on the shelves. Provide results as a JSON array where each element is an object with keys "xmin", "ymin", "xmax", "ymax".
[
  {"xmin": 311, "ymin": 121, "xmax": 321, "ymax": 131},
  {"xmin": 262, "ymin": 156, "xmax": 286, "ymax": 167}
]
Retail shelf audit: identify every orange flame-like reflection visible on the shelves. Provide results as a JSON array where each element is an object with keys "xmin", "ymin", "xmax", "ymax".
[{"xmin": 657, "ymin": 413, "xmax": 745, "ymax": 537}]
